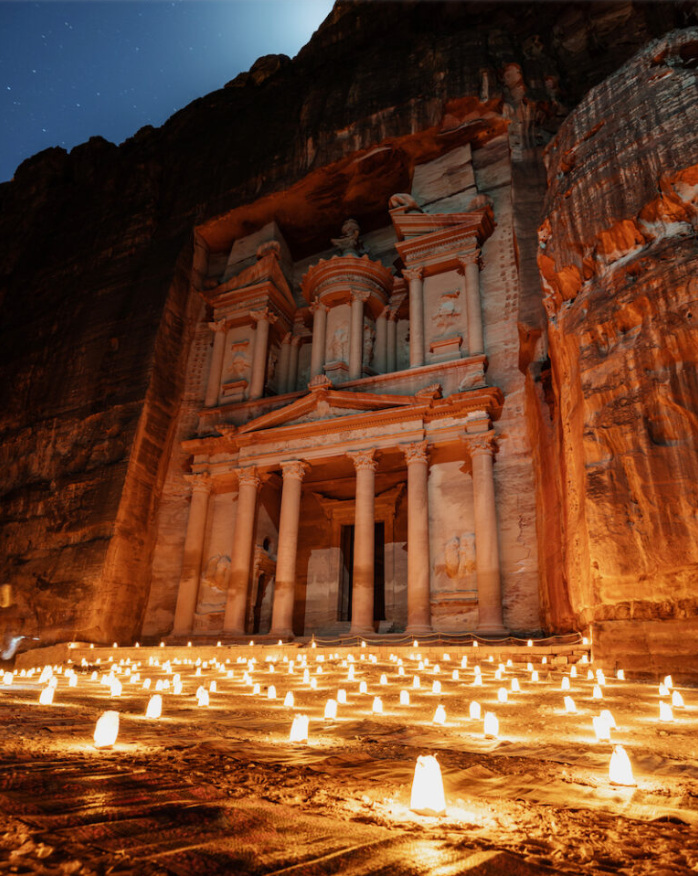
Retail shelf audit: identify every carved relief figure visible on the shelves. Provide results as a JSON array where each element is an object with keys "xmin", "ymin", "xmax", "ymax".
[
  {"xmin": 202, "ymin": 554, "xmax": 232, "ymax": 591},
  {"xmin": 444, "ymin": 533, "xmax": 476, "ymax": 579},
  {"xmin": 432, "ymin": 290, "xmax": 461, "ymax": 335},
  {"xmin": 327, "ymin": 325, "xmax": 349, "ymax": 361},
  {"xmin": 226, "ymin": 342, "xmax": 251, "ymax": 379},
  {"xmin": 331, "ymin": 218, "xmax": 363, "ymax": 256},
  {"xmin": 363, "ymin": 323, "xmax": 375, "ymax": 367}
]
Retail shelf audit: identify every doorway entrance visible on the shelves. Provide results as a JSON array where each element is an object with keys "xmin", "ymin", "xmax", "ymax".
[{"xmin": 338, "ymin": 522, "xmax": 385, "ymax": 623}]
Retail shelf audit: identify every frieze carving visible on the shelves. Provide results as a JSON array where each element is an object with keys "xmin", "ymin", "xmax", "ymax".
[
  {"xmin": 281, "ymin": 460, "xmax": 310, "ymax": 482},
  {"xmin": 401, "ymin": 441, "xmax": 429, "ymax": 465},
  {"xmin": 348, "ymin": 448, "xmax": 378, "ymax": 471},
  {"xmin": 444, "ymin": 533, "xmax": 476, "ymax": 579},
  {"xmin": 462, "ymin": 429, "xmax": 497, "ymax": 457}
]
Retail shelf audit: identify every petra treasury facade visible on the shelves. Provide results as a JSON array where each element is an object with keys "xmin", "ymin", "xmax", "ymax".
[{"xmin": 2, "ymin": 1, "xmax": 698, "ymax": 678}]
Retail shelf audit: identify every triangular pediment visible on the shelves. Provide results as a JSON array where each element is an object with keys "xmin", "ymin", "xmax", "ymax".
[{"xmin": 236, "ymin": 389, "xmax": 419, "ymax": 435}]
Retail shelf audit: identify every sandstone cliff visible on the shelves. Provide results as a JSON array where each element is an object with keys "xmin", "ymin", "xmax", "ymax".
[{"xmin": 0, "ymin": 0, "xmax": 695, "ymax": 649}]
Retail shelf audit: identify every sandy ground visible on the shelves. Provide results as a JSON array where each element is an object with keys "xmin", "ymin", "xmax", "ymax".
[{"xmin": 1, "ymin": 645, "xmax": 697, "ymax": 875}]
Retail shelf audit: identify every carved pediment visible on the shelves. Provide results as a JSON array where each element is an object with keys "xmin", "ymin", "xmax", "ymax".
[{"xmin": 236, "ymin": 389, "xmax": 418, "ymax": 435}]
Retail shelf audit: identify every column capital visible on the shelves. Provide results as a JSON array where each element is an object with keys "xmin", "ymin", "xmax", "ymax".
[
  {"xmin": 387, "ymin": 307, "xmax": 399, "ymax": 322},
  {"xmin": 207, "ymin": 318, "xmax": 228, "ymax": 333},
  {"xmin": 350, "ymin": 288, "xmax": 370, "ymax": 304},
  {"xmin": 309, "ymin": 300, "xmax": 329, "ymax": 314},
  {"xmin": 457, "ymin": 250, "xmax": 482, "ymax": 272},
  {"xmin": 281, "ymin": 332, "xmax": 293, "ymax": 345},
  {"xmin": 280, "ymin": 460, "xmax": 310, "ymax": 482},
  {"xmin": 250, "ymin": 307, "xmax": 278, "ymax": 324},
  {"xmin": 185, "ymin": 471, "xmax": 212, "ymax": 494},
  {"xmin": 348, "ymin": 449, "xmax": 378, "ymax": 472},
  {"xmin": 236, "ymin": 466, "xmax": 262, "ymax": 490},
  {"xmin": 462, "ymin": 429, "xmax": 497, "ymax": 458},
  {"xmin": 403, "ymin": 267, "xmax": 424, "ymax": 282},
  {"xmin": 401, "ymin": 441, "xmax": 429, "ymax": 465},
  {"xmin": 378, "ymin": 305, "xmax": 390, "ymax": 320}
]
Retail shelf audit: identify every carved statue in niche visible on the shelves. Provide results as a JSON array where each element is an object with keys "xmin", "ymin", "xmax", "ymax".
[
  {"xmin": 432, "ymin": 290, "xmax": 461, "ymax": 335},
  {"xmin": 444, "ymin": 533, "xmax": 476, "ymax": 580},
  {"xmin": 267, "ymin": 349, "xmax": 278, "ymax": 385},
  {"xmin": 327, "ymin": 325, "xmax": 349, "ymax": 362},
  {"xmin": 226, "ymin": 342, "xmax": 251, "ymax": 379},
  {"xmin": 363, "ymin": 323, "xmax": 375, "ymax": 367},
  {"xmin": 331, "ymin": 219, "xmax": 364, "ymax": 256}
]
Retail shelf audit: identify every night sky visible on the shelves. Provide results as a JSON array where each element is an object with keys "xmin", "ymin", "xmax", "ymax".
[{"xmin": 0, "ymin": 0, "xmax": 335, "ymax": 183}]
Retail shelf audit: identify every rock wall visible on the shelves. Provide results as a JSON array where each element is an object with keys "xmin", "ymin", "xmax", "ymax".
[
  {"xmin": 539, "ymin": 28, "xmax": 698, "ymax": 676},
  {"xmin": 0, "ymin": 0, "xmax": 695, "ymax": 647}
]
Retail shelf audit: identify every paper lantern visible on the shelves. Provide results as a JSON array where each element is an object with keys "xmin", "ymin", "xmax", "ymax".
[
  {"xmin": 483, "ymin": 712, "xmax": 499, "ymax": 738},
  {"xmin": 268, "ymin": 685, "xmax": 277, "ymax": 700},
  {"xmin": 380, "ymin": 674, "xmax": 388, "ymax": 685},
  {"xmin": 469, "ymin": 701, "xmax": 481, "ymax": 720},
  {"xmin": 289, "ymin": 714, "xmax": 310, "ymax": 743},
  {"xmin": 197, "ymin": 687, "xmax": 209, "ymax": 707},
  {"xmin": 596, "ymin": 670, "xmax": 606, "ymax": 686},
  {"xmin": 94, "ymin": 711, "xmax": 119, "ymax": 747},
  {"xmin": 617, "ymin": 669, "xmax": 625, "ymax": 680},
  {"xmin": 155, "ymin": 679, "xmax": 164, "ymax": 691},
  {"xmin": 581, "ymin": 653, "xmax": 589, "ymax": 663},
  {"xmin": 432, "ymin": 680, "xmax": 441, "ymax": 694},
  {"xmin": 564, "ymin": 696, "xmax": 576, "ymax": 713},
  {"xmin": 497, "ymin": 687, "xmax": 508, "ymax": 703},
  {"xmin": 252, "ymin": 683, "xmax": 261, "ymax": 695},
  {"xmin": 592, "ymin": 685, "xmax": 603, "ymax": 699},
  {"xmin": 570, "ymin": 666, "xmax": 578, "ymax": 678},
  {"xmin": 146, "ymin": 694, "xmax": 162, "ymax": 719},
  {"xmin": 664, "ymin": 675, "xmax": 673, "ymax": 689},
  {"xmin": 173, "ymin": 678, "xmax": 183, "ymax": 695},
  {"xmin": 324, "ymin": 699, "xmax": 338, "ymax": 720},
  {"xmin": 337, "ymin": 688, "xmax": 347, "ymax": 704},
  {"xmin": 110, "ymin": 678, "xmax": 123, "ymax": 697},
  {"xmin": 410, "ymin": 755, "xmax": 446, "ymax": 815},
  {"xmin": 372, "ymin": 696, "xmax": 383, "ymax": 714},
  {"xmin": 283, "ymin": 691, "xmax": 294, "ymax": 707},
  {"xmin": 494, "ymin": 669, "xmax": 503, "ymax": 681},
  {"xmin": 600, "ymin": 709, "xmax": 617, "ymax": 729},
  {"xmin": 400, "ymin": 690, "xmax": 410, "ymax": 706},
  {"xmin": 672, "ymin": 690, "xmax": 685, "ymax": 708},
  {"xmin": 347, "ymin": 665, "xmax": 355, "ymax": 681},
  {"xmin": 472, "ymin": 675, "xmax": 483, "ymax": 687},
  {"xmin": 413, "ymin": 676, "xmax": 421, "ymax": 689},
  {"xmin": 433, "ymin": 664, "xmax": 440, "ymax": 675},
  {"xmin": 39, "ymin": 687, "xmax": 54, "ymax": 705},
  {"xmin": 530, "ymin": 671, "xmax": 539, "ymax": 683},
  {"xmin": 659, "ymin": 701, "xmax": 674, "ymax": 722},
  {"xmin": 398, "ymin": 666, "xmax": 406, "ymax": 677},
  {"xmin": 609, "ymin": 745, "xmax": 635, "ymax": 786},
  {"xmin": 359, "ymin": 680, "xmax": 368, "ymax": 694},
  {"xmin": 659, "ymin": 683, "xmax": 670, "ymax": 696},
  {"xmin": 209, "ymin": 680, "xmax": 217, "ymax": 693},
  {"xmin": 593, "ymin": 715, "xmax": 611, "ymax": 742},
  {"xmin": 587, "ymin": 670, "xmax": 595, "ymax": 681},
  {"xmin": 433, "ymin": 704, "xmax": 446, "ymax": 725},
  {"xmin": 2, "ymin": 672, "xmax": 12, "ymax": 686},
  {"xmin": 474, "ymin": 665, "xmax": 482, "ymax": 676},
  {"xmin": 303, "ymin": 669, "xmax": 310, "ymax": 683},
  {"xmin": 451, "ymin": 670, "xmax": 459, "ymax": 681},
  {"xmin": 561, "ymin": 677, "xmax": 571, "ymax": 691},
  {"xmin": 461, "ymin": 656, "xmax": 468, "ymax": 668},
  {"xmin": 510, "ymin": 678, "xmax": 521, "ymax": 693}
]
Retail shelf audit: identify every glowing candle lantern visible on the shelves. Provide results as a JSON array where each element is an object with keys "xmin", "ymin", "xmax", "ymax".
[
  {"xmin": 283, "ymin": 691, "xmax": 294, "ymax": 707},
  {"xmin": 155, "ymin": 680, "xmax": 164, "ymax": 692},
  {"xmin": 252, "ymin": 683, "xmax": 261, "ymax": 695},
  {"xmin": 48, "ymin": 676, "xmax": 59, "ymax": 689},
  {"xmin": 359, "ymin": 680, "xmax": 368, "ymax": 694},
  {"xmin": 194, "ymin": 668, "xmax": 202, "ymax": 677},
  {"xmin": 473, "ymin": 641, "xmax": 479, "ymax": 648},
  {"xmin": 418, "ymin": 661, "xmax": 425, "ymax": 671},
  {"xmin": 268, "ymin": 685, "xmax": 277, "ymax": 700},
  {"xmin": 510, "ymin": 678, "xmax": 521, "ymax": 693},
  {"xmin": 110, "ymin": 679, "xmax": 123, "ymax": 697},
  {"xmin": 90, "ymin": 671, "xmax": 98, "ymax": 682},
  {"xmin": 600, "ymin": 709, "xmax": 617, "ymax": 729},
  {"xmin": 398, "ymin": 666, "xmax": 406, "ymax": 677},
  {"xmin": 592, "ymin": 685, "xmax": 603, "ymax": 699},
  {"xmin": 587, "ymin": 670, "xmax": 595, "ymax": 681},
  {"xmin": 371, "ymin": 696, "xmax": 383, "ymax": 714},
  {"xmin": 432, "ymin": 680, "xmax": 442, "ymax": 695},
  {"xmin": 94, "ymin": 711, "xmax": 119, "ymax": 747},
  {"xmin": 461, "ymin": 656, "xmax": 468, "ymax": 668},
  {"xmin": 173, "ymin": 678, "xmax": 183, "ymax": 695},
  {"xmin": 672, "ymin": 690, "xmax": 685, "ymax": 708},
  {"xmin": 561, "ymin": 677, "xmax": 571, "ymax": 691},
  {"xmin": 400, "ymin": 690, "xmax": 410, "ymax": 706},
  {"xmin": 347, "ymin": 665, "xmax": 355, "ymax": 681},
  {"xmin": 413, "ymin": 676, "xmax": 421, "ymax": 689},
  {"xmin": 474, "ymin": 665, "xmax": 482, "ymax": 676},
  {"xmin": 664, "ymin": 675, "xmax": 673, "ymax": 689},
  {"xmin": 659, "ymin": 683, "xmax": 670, "ymax": 696},
  {"xmin": 581, "ymin": 653, "xmax": 589, "ymax": 664},
  {"xmin": 69, "ymin": 674, "xmax": 78, "ymax": 688},
  {"xmin": 380, "ymin": 674, "xmax": 388, "ymax": 685},
  {"xmin": 433, "ymin": 664, "xmax": 440, "ymax": 675},
  {"xmin": 473, "ymin": 675, "xmax": 483, "ymax": 687},
  {"xmin": 410, "ymin": 755, "xmax": 446, "ymax": 815},
  {"xmin": 494, "ymin": 669, "xmax": 503, "ymax": 681},
  {"xmin": 659, "ymin": 701, "xmax": 674, "ymax": 722},
  {"xmin": 227, "ymin": 670, "xmax": 234, "ymax": 679},
  {"xmin": 413, "ymin": 640, "xmax": 419, "ymax": 648},
  {"xmin": 337, "ymin": 688, "xmax": 347, "ymax": 704},
  {"xmin": 39, "ymin": 666, "xmax": 52, "ymax": 684},
  {"xmin": 527, "ymin": 640, "xmax": 533, "ymax": 647},
  {"xmin": 469, "ymin": 701, "xmax": 481, "ymax": 720},
  {"xmin": 570, "ymin": 666, "xmax": 577, "ymax": 678},
  {"xmin": 197, "ymin": 687, "xmax": 209, "ymax": 707},
  {"xmin": 617, "ymin": 669, "xmax": 625, "ymax": 681},
  {"xmin": 593, "ymin": 715, "xmax": 612, "ymax": 741},
  {"xmin": 526, "ymin": 662, "xmax": 533, "ymax": 672},
  {"xmin": 596, "ymin": 670, "xmax": 606, "ymax": 686},
  {"xmin": 497, "ymin": 688, "xmax": 508, "ymax": 703},
  {"xmin": 2, "ymin": 672, "xmax": 12, "ymax": 686},
  {"xmin": 303, "ymin": 669, "xmax": 310, "ymax": 684},
  {"xmin": 39, "ymin": 687, "xmax": 54, "ymax": 705},
  {"xmin": 564, "ymin": 696, "xmax": 576, "ymax": 713},
  {"xmin": 483, "ymin": 712, "xmax": 499, "ymax": 738},
  {"xmin": 530, "ymin": 671, "xmax": 539, "ymax": 683},
  {"xmin": 146, "ymin": 694, "xmax": 162, "ymax": 719},
  {"xmin": 290, "ymin": 714, "xmax": 310, "ymax": 744},
  {"xmin": 433, "ymin": 704, "xmax": 446, "ymax": 725},
  {"xmin": 609, "ymin": 745, "xmax": 635, "ymax": 786}
]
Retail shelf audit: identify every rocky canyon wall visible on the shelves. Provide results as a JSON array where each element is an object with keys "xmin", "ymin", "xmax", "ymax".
[
  {"xmin": 0, "ymin": 1, "xmax": 695, "ymax": 647},
  {"xmin": 539, "ymin": 28, "xmax": 698, "ymax": 676}
]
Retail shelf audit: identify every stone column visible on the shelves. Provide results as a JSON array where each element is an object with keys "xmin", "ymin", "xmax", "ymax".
[
  {"xmin": 288, "ymin": 336, "xmax": 301, "ymax": 393},
  {"xmin": 223, "ymin": 467, "xmax": 261, "ymax": 635},
  {"xmin": 278, "ymin": 333, "xmax": 292, "ymax": 394},
  {"xmin": 403, "ymin": 267, "xmax": 425, "ymax": 368},
  {"xmin": 249, "ymin": 309, "xmax": 277, "ymax": 400},
  {"xmin": 349, "ymin": 290, "xmax": 369, "ymax": 380},
  {"xmin": 270, "ymin": 460, "xmax": 309, "ymax": 639},
  {"xmin": 172, "ymin": 472, "xmax": 211, "ymax": 636},
  {"xmin": 387, "ymin": 309, "xmax": 398, "ymax": 372},
  {"xmin": 401, "ymin": 442, "xmax": 432, "ymax": 633},
  {"xmin": 459, "ymin": 252, "xmax": 484, "ymax": 356},
  {"xmin": 374, "ymin": 307, "xmax": 388, "ymax": 373},
  {"xmin": 204, "ymin": 320, "xmax": 227, "ymax": 408},
  {"xmin": 463, "ymin": 429, "xmax": 506, "ymax": 634},
  {"xmin": 348, "ymin": 449, "xmax": 377, "ymax": 635},
  {"xmin": 309, "ymin": 301, "xmax": 328, "ymax": 379}
]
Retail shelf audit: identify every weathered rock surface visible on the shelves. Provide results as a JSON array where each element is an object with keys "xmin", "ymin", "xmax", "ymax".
[
  {"xmin": 0, "ymin": 1, "xmax": 696, "ymax": 647},
  {"xmin": 538, "ymin": 28, "xmax": 698, "ymax": 675}
]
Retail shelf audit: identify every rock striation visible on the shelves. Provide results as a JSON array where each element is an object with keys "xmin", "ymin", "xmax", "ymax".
[{"xmin": 0, "ymin": 0, "xmax": 697, "ymax": 662}]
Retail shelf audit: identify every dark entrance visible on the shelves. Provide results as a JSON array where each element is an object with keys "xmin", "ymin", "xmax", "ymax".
[{"xmin": 338, "ymin": 522, "xmax": 385, "ymax": 623}]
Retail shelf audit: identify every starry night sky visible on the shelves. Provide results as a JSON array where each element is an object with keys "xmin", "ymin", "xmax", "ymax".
[{"xmin": 0, "ymin": 0, "xmax": 335, "ymax": 183}]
